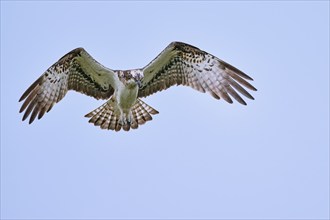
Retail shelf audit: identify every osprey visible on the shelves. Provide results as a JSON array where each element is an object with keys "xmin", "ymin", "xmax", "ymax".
[{"xmin": 19, "ymin": 42, "xmax": 257, "ymax": 131}]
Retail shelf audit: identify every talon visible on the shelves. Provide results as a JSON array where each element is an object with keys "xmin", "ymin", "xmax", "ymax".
[{"xmin": 119, "ymin": 115, "xmax": 125, "ymax": 125}]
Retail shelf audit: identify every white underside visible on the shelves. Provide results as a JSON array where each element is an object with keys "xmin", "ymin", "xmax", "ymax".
[{"xmin": 113, "ymin": 78, "xmax": 139, "ymax": 124}]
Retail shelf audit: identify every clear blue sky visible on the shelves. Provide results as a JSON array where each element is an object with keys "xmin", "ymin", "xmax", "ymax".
[{"xmin": 1, "ymin": 1, "xmax": 329, "ymax": 219}]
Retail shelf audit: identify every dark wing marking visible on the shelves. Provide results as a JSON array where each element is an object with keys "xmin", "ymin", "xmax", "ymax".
[
  {"xmin": 138, "ymin": 41, "xmax": 257, "ymax": 105},
  {"xmin": 19, "ymin": 48, "xmax": 116, "ymax": 124}
]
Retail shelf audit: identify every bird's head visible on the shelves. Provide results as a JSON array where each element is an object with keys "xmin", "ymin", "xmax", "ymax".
[
  {"xmin": 119, "ymin": 70, "xmax": 142, "ymax": 89},
  {"xmin": 125, "ymin": 77, "xmax": 141, "ymax": 89}
]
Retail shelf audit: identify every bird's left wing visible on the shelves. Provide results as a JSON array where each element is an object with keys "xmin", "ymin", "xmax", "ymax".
[
  {"xmin": 139, "ymin": 41, "xmax": 257, "ymax": 105},
  {"xmin": 19, "ymin": 48, "xmax": 116, "ymax": 124}
]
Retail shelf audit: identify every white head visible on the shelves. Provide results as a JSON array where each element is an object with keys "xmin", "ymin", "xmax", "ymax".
[{"xmin": 118, "ymin": 70, "xmax": 142, "ymax": 89}]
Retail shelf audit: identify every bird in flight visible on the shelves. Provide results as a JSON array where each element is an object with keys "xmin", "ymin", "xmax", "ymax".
[{"xmin": 19, "ymin": 41, "xmax": 257, "ymax": 131}]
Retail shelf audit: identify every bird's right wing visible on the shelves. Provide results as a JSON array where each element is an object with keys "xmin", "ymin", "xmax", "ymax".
[
  {"xmin": 19, "ymin": 48, "xmax": 116, "ymax": 124},
  {"xmin": 139, "ymin": 42, "xmax": 257, "ymax": 104}
]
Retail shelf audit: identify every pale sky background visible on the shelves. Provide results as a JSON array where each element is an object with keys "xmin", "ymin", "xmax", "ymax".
[{"xmin": 1, "ymin": 1, "xmax": 329, "ymax": 220}]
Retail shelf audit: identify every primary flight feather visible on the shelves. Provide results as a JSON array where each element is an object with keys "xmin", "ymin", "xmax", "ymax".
[{"xmin": 19, "ymin": 41, "xmax": 257, "ymax": 131}]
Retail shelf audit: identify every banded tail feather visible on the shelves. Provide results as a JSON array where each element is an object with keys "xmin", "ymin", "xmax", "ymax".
[{"xmin": 85, "ymin": 98, "xmax": 159, "ymax": 131}]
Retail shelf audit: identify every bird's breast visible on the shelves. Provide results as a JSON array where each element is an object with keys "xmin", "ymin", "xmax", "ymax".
[{"xmin": 116, "ymin": 84, "xmax": 138, "ymax": 111}]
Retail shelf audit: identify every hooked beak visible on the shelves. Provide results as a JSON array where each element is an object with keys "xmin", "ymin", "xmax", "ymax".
[{"xmin": 135, "ymin": 79, "xmax": 142, "ymax": 88}]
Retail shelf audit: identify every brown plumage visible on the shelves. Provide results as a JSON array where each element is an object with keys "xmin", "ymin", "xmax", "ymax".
[{"xmin": 19, "ymin": 41, "xmax": 257, "ymax": 131}]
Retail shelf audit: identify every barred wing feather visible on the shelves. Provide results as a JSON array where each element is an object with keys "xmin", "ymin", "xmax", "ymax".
[
  {"xmin": 19, "ymin": 48, "xmax": 116, "ymax": 124},
  {"xmin": 139, "ymin": 42, "xmax": 257, "ymax": 105}
]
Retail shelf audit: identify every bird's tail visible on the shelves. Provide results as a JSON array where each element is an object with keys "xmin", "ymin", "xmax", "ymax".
[{"xmin": 85, "ymin": 98, "xmax": 159, "ymax": 131}]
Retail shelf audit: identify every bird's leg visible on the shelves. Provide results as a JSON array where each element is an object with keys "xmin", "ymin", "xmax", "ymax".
[
  {"xmin": 118, "ymin": 109, "xmax": 125, "ymax": 125},
  {"xmin": 119, "ymin": 109, "xmax": 133, "ymax": 125},
  {"xmin": 128, "ymin": 111, "xmax": 133, "ymax": 123}
]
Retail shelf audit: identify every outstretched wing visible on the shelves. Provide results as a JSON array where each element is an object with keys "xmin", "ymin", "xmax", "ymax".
[
  {"xmin": 139, "ymin": 42, "xmax": 257, "ymax": 105},
  {"xmin": 19, "ymin": 48, "xmax": 116, "ymax": 124}
]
